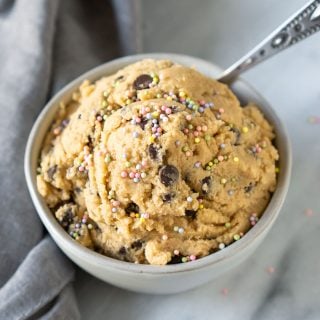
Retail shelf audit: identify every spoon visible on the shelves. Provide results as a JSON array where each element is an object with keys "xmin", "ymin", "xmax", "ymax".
[{"xmin": 218, "ymin": 0, "xmax": 320, "ymax": 83}]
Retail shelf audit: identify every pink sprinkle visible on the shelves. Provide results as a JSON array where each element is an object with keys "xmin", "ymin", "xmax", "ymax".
[
  {"xmin": 266, "ymin": 266, "xmax": 275, "ymax": 274},
  {"xmin": 196, "ymin": 126, "xmax": 202, "ymax": 132},
  {"xmin": 189, "ymin": 255, "xmax": 196, "ymax": 261},
  {"xmin": 161, "ymin": 105, "xmax": 166, "ymax": 111},
  {"xmin": 141, "ymin": 159, "xmax": 148, "ymax": 167},
  {"xmin": 96, "ymin": 116, "xmax": 103, "ymax": 121},
  {"xmin": 194, "ymin": 131, "xmax": 199, "ymax": 137},
  {"xmin": 186, "ymin": 151, "xmax": 192, "ymax": 157},
  {"xmin": 152, "ymin": 127, "xmax": 157, "ymax": 133},
  {"xmin": 78, "ymin": 166, "xmax": 84, "ymax": 172},
  {"xmin": 221, "ymin": 288, "xmax": 229, "ymax": 296},
  {"xmin": 199, "ymin": 100, "xmax": 205, "ymax": 105},
  {"xmin": 53, "ymin": 127, "xmax": 61, "ymax": 135},
  {"xmin": 135, "ymin": 117, "xmax": 141, "ymax": 123},
  {"xmin": 218, "ymin": 155, "xmax": 224, "ymax": 162},
  {"xmin": 219, "ymin": 108, "xmax": 225, "ymax": 113},
  {"xmin": 165, "ymin": 108, "xmax": 172, "ymax": 115},
  {"xmin": 202, "ymin": 125, "xmax": 208, "ymax": 131},
  {"xmin": 184, "ymin": 128, "xmax": 189, "ymax": 134},
  {"xmin": 121, "ymin": 171, "xmax": 128, "ymax": 178},
  {"xmin": 113, "ymin": 201, "xmax": 120, "ymax": 207},
  {"xmin": 157, "ymin": 127, "xmax": 162, "ymax": 133},
  {"xmin": 145, "ymin": 107, "xmax": 150, "ymax": 112},
  {"xmin": 135, "ymin": 172, "xmax": 141, "ymax": 178},
  {"xmin": 304, "ymin": 208, "xmax": 313, "ymax": 217},
  {"xmin": 186, "ymin": 115, "xmax": 192, "ymax": 121},
  {"xmin": 173, "ymin": 250, "xmax": 179, "ymax": 255},
  {"xmin": 129, "ymin": 172, "xmax": 135, "ymax": 179}
]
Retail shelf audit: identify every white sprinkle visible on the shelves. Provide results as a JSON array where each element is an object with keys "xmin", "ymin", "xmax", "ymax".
[
  {"xmin": 178, "ymin": 227, "xmax": 184, "ymax": 234},
  {"xmin": 219, "ymin": 243, "xmax": 225, "ymax": 250},
  {"xmin": 187, "ymin": 196, "xmax": 193, "ymax": 203}
]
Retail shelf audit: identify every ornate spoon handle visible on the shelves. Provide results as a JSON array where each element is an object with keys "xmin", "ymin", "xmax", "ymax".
[{"xmin": 218, "ymin": 0, "xmax": 320, "ymax": 83}]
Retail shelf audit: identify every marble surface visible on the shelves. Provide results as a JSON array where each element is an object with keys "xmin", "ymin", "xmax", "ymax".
[{"xmin": 74, "ymin": 1, "xmax": 320, "ymax": 319}]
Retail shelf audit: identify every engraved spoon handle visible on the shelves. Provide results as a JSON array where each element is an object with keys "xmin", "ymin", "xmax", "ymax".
[{"xmin": 218, "ymin": 0, "xmax": 320, "ymax": 83}]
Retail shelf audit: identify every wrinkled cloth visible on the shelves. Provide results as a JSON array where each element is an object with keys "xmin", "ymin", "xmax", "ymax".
[{"xmin": 0, "ymin": 0, "xmax": 140, "ymax": 318}]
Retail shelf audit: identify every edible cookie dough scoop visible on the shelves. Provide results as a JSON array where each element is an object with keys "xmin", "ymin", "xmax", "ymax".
[{"xmin": 218, "ymin": 0, "xmax": 320, "ymax": 83}]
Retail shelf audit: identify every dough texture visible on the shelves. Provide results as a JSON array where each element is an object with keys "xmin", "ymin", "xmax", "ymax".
[{"xmin": 37, "ymin": 59, "xmax": 279, "ymax": 265}]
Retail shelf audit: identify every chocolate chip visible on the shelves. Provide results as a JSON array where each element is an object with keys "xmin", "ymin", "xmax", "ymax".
[
  {"xmin": 74, "ymin": 187, "xmax": 82, "ymax": 194},
  {"xmin": 138, "ymin": 118, "xmax": 149, "ymax": 130},
  {"xmin": 230, "ymin": 127, "xmax": 241, "ymax": 145},
  {"xmin": 115, "ymin": 75, "xmax": 124, "ymax": 82},
  {"xmin": 78, "ymin": 114, "xmax": 82, "ymax": 119},
  {"xmin": 201, "ymin": 176, "xmax": 211, "ymax": 194},
  {"xmin": 119, "ymin": 247, "xmax": 127, "ymax": 255},
  {"xmin": 133, "ymin": 74, "xmax": 153, "ymax": 90},
  {"xmin": 167, "ymin": 254, "xmax": 183, "ymax": 264},
  {"xmin": 171, "ymin": 105, "xmax": 179, "ymax": 113},
  {"xmin": 244, "ymin": 183, "xmax": 254, "ymax": 193},
  {"xmin": 87, "ymin": 135, "xmax": 94, "ymax": 149},
  {"xmin": 47, "ymin": 165, "xmax": 57, "ymax": 180},
  {"xmin": 131, "ymin": 240, "xmax": 143, "ymax": 249},
  {"xmin": 185, "ymin": 210, "xmax": 197, "ymax": 219},
  {"xmin": 125, "ymin": 202, "xmax": 139, "ymax": 215},
  {"xmin": 159, "ymin": 165, "xmax": 179, "ymax": 187},
  {"xmin": 162, "ymin": 192, "xmax": 176, "ymax": 203},
  {"xmin": 148, "ymin": 144, "xmax": 159, "ymax": 160},
  {"xmin": 61, "ymin": 208, "xmax": 74, "ymax": 228}
]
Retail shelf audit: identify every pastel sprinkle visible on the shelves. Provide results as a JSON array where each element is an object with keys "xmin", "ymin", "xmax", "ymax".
[
  {"xmin": 194, "ymin": 137, "xmax": 200, "ymax": 144},
  {"xmin": 233, "ymin": 234, "xmax": 240, "ymax": 241},
  {"xmin": 233, "ymin": 157, "xmax": 239, "ymax": 162},
  {"xmin": 173, "ymin": 250, "xmax": 180, "ymax": 255},
  {"xmin": 266, "ymin": 266, "xmax": 275, "ymax": 274},
  {"xmin": 189, "ymin": 255, "xmax": 196, "ymax": 261},
  {"xmin": 187, "ymin": 196, "xmax": 193, "ymax": 202},
  {"xmin": 220, "ymin": 178, "xmax": 227, "ymax": 184},
  {"xmin": 173, "ymin": 226, "xmax": 179, "ymax": 232},
  {"xmin": 304, "ymin": 208, "xmax": 313, "ymax": 217},
  {"xmin": 178, "ymin": 227, "xmax": 184, "ymax": 234},
  {"xmin": 221, "ymin": 288, "xmax": 229, "ymax": 296},
  {"xmin": 182, "ymin": 257, "xmax": 188, "ymax": 263},
  {"xmin": 120, "ymin": 171, "xmax": 128, "ymax": 178},
  {"xmin": 242, "ymin": 126, "xmax": 249, "ymax": 133},
  {"xmin": 162, "ymin": 234, "xmax": 168, "ymax": 241},
  {"xmin": 219, "ymin": 243, "xmax": 225, "ymax": 250}
]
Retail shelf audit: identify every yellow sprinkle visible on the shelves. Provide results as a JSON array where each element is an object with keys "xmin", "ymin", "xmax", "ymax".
[
  {"xmin": 221, "ymin": 178, "xmax": 227, "ymax": 184},
  {"xmin": 126, "ymin": 99, "xmax": 132, "ymax": 105},
  {"xmin": 152, "ymin": 112, "xmax": 159, "ymax": 118},
  {"xmin": 149, "ymin": 136, "xmax": 155, "ymax": 143},
  {"xmin": 275, "ymin": 167, "xmax": 280, "ymax": 173},
  {"xmin": 242, "ymin": 126, "xmax": 249, "ymax": 133},
  {"xmin": 166, "ymin": 96, "xmax": 173, "ymax": 101},
  {"xmin": 135, "ymin": 213, "xmax": 139, "ymax": 218},
  {"xmin": 101, "ymin": 100, "xmax": 108, "ymax": 107},
  {"xmin": 225, "ymin": 222, "xmax": 231, "ymax": 228},
  {"xmin": 233, "ymin": 157, "xmax": 239, "ymax": 162},
  {"xmin": 179, "ymin": 91, "xmax": 186, "ymax": 97},
  {"xmin": 199, "ymin": 204, "xmax": 204, "ymax": 209},
  {"xmin": 140, "ymin": 217, "xmax": 145, "ymax": 223},
  {"xmin": 208, "ymin": 162, "xmax": 213, "ymax": 167},
  {"xmin": 194, "ymin": 138, "xmax": 200, "ymax": 144}
]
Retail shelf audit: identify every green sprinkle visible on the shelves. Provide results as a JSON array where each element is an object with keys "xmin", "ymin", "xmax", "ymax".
[
  {"xmin": 233, "ymin": 234, "xmax": 240, "ymax": 241},
  {"xmin": 182, "ymin": 257, "xmax": 188, "ymax": 263},
  {"xmin": 225, "ymin": 222, "xmax": 231, "ymax": 228}
]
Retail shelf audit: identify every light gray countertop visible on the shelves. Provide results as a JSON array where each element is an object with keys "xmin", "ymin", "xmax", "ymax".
[{"xmin": 75, "ymin": 1, "xmax": 320, "ymax": 319}]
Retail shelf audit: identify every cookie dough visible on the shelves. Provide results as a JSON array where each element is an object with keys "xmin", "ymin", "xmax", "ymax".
[{"xmin": 37, "ymin": 59, "xmax": 279, "ymax": 265}]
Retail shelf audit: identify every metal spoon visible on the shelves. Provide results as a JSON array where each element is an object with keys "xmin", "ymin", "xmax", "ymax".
[{"xmin": 218, "ymin": 0, "xmax": 320, "ymax": 83}]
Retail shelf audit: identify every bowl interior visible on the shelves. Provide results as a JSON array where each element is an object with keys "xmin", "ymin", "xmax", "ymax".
[{"xmin": 25, "ymin": 53, "xmax": 291, "ymax": 274}]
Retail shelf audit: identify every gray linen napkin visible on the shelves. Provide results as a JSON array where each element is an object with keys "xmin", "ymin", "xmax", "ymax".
[{"xmin": 0, "ymin": 0, "xmax": 140, "ymax": 318}]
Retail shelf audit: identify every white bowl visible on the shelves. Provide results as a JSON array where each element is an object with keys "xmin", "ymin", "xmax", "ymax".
[{"xmin": 25, "ymin": 53, "xmax": 291, "ymax": 294}]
